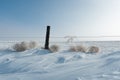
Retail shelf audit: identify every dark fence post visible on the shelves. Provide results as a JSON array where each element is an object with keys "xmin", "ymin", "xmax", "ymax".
[{"xmin": 44, "ymin": 26, "xmax": 50, "ymax": 49}]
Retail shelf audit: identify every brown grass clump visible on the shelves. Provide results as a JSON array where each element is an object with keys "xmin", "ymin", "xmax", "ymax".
[
  {"xmin": 69, "ymin": 45, "xmax": 86, "ymax": 53},
  {"xmin": 69, "ymin": 46, "xmax": 77, "ymax": 52},
  {"xmin": 87, "ymin": 46, "xmax": 99, "ymax": 53},
  {"xmin": 13, "ymin": 41, "xmax": 29, "ymax": 52},
  {"xmin": 50, "ymin": 45, "xmax": 59, "ymax": 52},
  {"xmin": 76, "ymin": 45, "xmax": 86, "ymax": 53},
  {"xmin": 29, "ymin": 41, "xmax": 37, "ymax": 49},
  {"xmin": 13, "ymin": 41, "xmax": 38, "ymax": 52}
]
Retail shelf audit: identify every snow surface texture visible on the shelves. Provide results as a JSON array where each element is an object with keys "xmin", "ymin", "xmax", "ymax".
[{"xmin": 0, "ymin": 41, "xmax": 120, "ymax": 80}]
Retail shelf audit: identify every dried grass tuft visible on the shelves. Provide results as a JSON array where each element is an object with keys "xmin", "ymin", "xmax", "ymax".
[
  {"xmin": 50, "ymin": 45, "xmax": 59, "ymax": 52},
  {"xmin": 87, "ymin": 46, "xmax": 99, "ymax": 53}
]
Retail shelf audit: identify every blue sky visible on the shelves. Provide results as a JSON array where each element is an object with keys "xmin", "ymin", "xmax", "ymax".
[{"xmin": 0, "ymin": 0, "xmax": 120, "ymax": 40}]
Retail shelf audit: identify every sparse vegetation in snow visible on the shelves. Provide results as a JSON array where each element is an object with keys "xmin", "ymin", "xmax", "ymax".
[
  {"xmin": 76, "ymin": 45, "xmax": 86, "ymax": 52},
  {"xmin": 87, "ymin": 46, "xmax": 100, "ymax": 53},
  {"xmin": 13, "ymin": 41, "xmax": 38, "ymax": 52},
  {"xmin": 69, "ymin": 45, "xmax": 86, "ymax": 53},
  {"xmin": 50, "ymin": 44, "xmax": 59, "ymax": 52},
  {"xmin": 13, "ymin": 41, "xmax": 29, "ymax": 52},
  {"xmin": 29, "ymin": 41, "xmax": 38, "ymax": 49},
  {"xmin": 69, "ymin": 46, "xmax": 77, "ymax": 52}
]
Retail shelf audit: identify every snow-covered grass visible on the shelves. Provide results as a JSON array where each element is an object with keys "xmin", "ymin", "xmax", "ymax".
[
  {"xmin": 13, "ymin": 41, "xmax": 38, "ymax": 52},
  {"xmin": 13, "ymin": 41, "xmax": 29, "ymax": 52},
  {"xmin": 87, "ymin": 46, "xmax": 100, "ymax": 53},
  {"xmin": 68, "ymin": 45, "xmax": 86, "ymax": 52},
  {"xmin": 0, "ymin": 41, "xmax": 120, "ymax": 80},
  {"xmin": 29, "ymin": 41, "xmax": 38, "ymax": 49},
  {"xmin": 50, "ymin": 44, "xmax": 59, "ymax": 52},
  {"xmin": 68, "ymin": 45, "xmax": 99, "ymax": 53}
]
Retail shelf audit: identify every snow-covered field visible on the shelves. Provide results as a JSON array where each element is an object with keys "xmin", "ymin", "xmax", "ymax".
[{"xmin": 0, "ymin": 41, "xmax": 120, "ymax": 80}]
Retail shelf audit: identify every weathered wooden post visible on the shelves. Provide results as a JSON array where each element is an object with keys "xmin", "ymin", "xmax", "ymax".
[{"xmin": 44, "ymin": 26, "xmax": 50, "ymax": 49}]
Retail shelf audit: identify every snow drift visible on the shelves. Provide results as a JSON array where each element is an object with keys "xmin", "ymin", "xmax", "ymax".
[{"xmin": 0, "ymin": 41, "xmax": 120, "ymax": 80}]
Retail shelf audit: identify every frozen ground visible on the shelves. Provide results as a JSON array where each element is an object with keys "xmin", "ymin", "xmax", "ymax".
[{"xmin": 0, "ymin": 41, "xmax": 120, "ymax": 80}]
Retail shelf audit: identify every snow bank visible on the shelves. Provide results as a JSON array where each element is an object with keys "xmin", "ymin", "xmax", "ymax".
[{"xmin": 0, "ymin": 41, "xmax": 120, "ymax": 80}]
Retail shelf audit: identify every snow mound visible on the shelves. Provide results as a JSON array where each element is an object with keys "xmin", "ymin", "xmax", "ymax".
[{"xmin": 0, "ymin": 41, "xmax": 120, "ymax": 80}]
